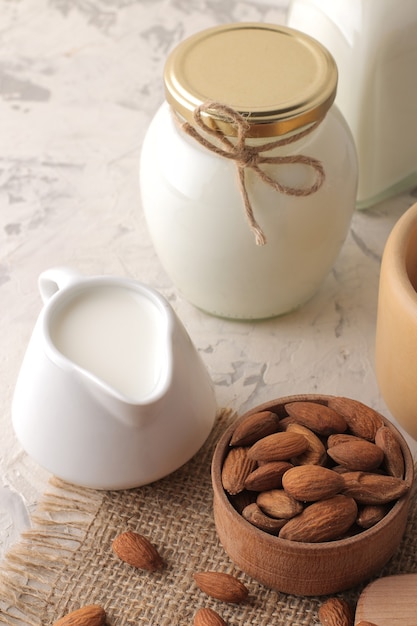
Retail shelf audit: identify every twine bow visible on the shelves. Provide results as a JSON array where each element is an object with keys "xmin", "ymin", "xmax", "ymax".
[{"xmin": 179, "ymin": 101, "xmax": 326, "ymax": 245}]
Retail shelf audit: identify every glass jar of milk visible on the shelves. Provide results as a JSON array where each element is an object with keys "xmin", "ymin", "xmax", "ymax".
[
  {"xmin": 287, "ymin": 0, "xmax": 417, "ymax": 208},
  {"xmin": 140, "ymin": 23, "xmax": 358, "ymax": 319}
]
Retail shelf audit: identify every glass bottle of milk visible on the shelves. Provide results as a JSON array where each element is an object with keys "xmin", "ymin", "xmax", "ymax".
[{"xmin": 287, "ymin": 0, "xmax": 417, "ymax": 208}]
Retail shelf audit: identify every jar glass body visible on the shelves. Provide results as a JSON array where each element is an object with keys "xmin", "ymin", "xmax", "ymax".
[
  {"xmin": 287, "ymin": 0, "xmax": 417, "ymax": 208},
  {"xmin": 140, "ymin": 102, "xmax": 357, "ymax": 320}
]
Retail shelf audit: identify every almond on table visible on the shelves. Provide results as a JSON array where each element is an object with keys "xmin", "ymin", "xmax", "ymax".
[
  {"xmin": 53, "ymin": 605, "xmax": 106, "ymax": 626},
  {"xmin": 318, "ymin": 597, "xmax": 354, "ymax": 626},
  {"xmin": 194, "ymin": 607, "xmax": 227, "ymax": 626},
  {"xmin": 112, "ymin": 530, "xmax": 164, "ymax": 571},
  {"xmin": 193, "ymin": 571, "xmax": 249, "ymax": 603}
]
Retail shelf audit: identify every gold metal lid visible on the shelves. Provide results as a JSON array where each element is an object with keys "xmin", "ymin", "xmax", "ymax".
[{"xmin": 164, "ymin": 23, "xmax": 338, "ymax": 138}]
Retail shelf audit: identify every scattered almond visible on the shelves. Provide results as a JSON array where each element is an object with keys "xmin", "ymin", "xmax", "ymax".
[
  {"xmin": 279, "ymin": 495, "xmax": 358, "ymax": 542},
  {"xmin": 112, "ymin": 530, "xmax": 163, "ymax": 571},
  {"xmin": 355, "ymin": 622, "xmax": 379, "ymax": 626},
  {"xmin": 282, "ymin": 465, "xmax": 344, "ymax": 502},
  {"xmin": 284, "ymin": 401, "xmax": 347, "ymax": 435},
  {"xmin": 193, "ymin": 571, "xmax": 249, "ymax": 603},
  {"xmin": 221, "ymin": 446, "xmax": 257, "ymax": 495},
  {"xmin": 318, "ymin": 597, "xmax": 354, "ymax": 626},
  {"xmin": 230, "ymin": 410, "xmax": 279, "ymax": 446},
  {"xmin": 53, "ymin": 605, "xmax": 106, "ymax": 626},
  {"xmin": 193, "ymin": 607, "xmax": 227, "ymax": 626}
]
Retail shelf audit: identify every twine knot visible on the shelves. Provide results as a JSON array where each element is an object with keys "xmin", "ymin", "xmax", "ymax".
[
  {"xmin": 238, "ymin": 146, "xmax": 259, "ymax": 168},
  {"xmin": 178, "ymin": 101, "xmax": 326, "ymax": 245}
]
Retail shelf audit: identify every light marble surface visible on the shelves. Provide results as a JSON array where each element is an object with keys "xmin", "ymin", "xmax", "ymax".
[{"xmin": 1, "ymin": 0, "xmax": 417, "ymax": 559}]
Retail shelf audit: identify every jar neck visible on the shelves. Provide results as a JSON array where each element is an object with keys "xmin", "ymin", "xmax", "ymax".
[
  {"xmin": 172, "ymin": 102, "xmax": 326, "ymax": 156},
  {"xmin": 172, "ymin": 102, "xmax": 327, "ymax": 246}
]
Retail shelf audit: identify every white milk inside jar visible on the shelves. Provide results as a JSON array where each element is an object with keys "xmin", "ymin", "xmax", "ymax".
[
  {"xmin": 140, "ymin": 23, "xmax": 358, "ymax": 319},
  {"xmin": 287, "ymin": 0, "xmax": 417, "ymax": 208}
]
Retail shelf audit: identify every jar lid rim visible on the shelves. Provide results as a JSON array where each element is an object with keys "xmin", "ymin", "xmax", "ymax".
[{"xmin": 164, "ymin": 22, "xmax": 338, "ymax": 138}]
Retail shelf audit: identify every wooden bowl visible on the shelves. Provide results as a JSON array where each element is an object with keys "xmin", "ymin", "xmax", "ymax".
[{"xmin": 211, "ymin": 394, "xmax": 414, "ymax": 596}]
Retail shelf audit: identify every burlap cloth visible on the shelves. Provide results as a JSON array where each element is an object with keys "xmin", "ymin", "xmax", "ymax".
[{"xmin": 1, "ymin": 408, "xmax": 416, "ymax": 625}]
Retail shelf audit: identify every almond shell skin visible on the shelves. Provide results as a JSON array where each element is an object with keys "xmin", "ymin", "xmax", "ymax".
[{"xmin": 53, "ymin": 605, "xmax": 106, "ymax": 626}]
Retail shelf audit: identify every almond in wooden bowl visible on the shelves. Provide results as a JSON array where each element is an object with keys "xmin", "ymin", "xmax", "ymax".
[{"xmin": 211, "ymin": 394, "xmax": 414, "ymax": 596}]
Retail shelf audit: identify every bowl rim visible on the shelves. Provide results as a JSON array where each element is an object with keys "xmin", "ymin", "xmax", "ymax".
[
  {"xmin": 382, "ymin": 200, "xmax": 417, "ymax": 311},
  {"xmin": 211, "ymin": 393, "xmax": 414, "ymax": 553}
]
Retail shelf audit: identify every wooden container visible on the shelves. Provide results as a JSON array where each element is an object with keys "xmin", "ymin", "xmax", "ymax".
[{"xmin": 211, "ymin": 394, "xmax": 414, "ymax": 596}]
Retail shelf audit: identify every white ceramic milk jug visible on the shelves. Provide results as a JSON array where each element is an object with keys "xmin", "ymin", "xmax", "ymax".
[
  {"xmin": 12, "ymin": 268, "xmax": 216, "ymax": 489},
  {"xmin": 287, "ymin": 0, "xmax": 417, "ymax": 208}
]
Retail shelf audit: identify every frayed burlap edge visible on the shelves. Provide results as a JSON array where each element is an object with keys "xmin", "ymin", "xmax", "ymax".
[
  {"xmin": 0, "ymin": 407, "xmax": 236, "ymax": 625},
  {"xmin": 0, "ymin": 407, "xmax": 415, "ymax": 626},
  {"xmin": 0, "ymin": 478, "xmax": 104, "ymax": 625}
]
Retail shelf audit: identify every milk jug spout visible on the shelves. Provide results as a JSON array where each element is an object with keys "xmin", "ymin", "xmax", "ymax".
[{"xmin": 39, "ymin": 267, "xmax": 174, "ymax": 425}]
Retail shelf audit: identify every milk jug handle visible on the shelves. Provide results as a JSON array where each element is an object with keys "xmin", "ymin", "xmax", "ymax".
[{"xmin": 38, "ymin": 267, "xmax": 82, "ymax": 303}]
